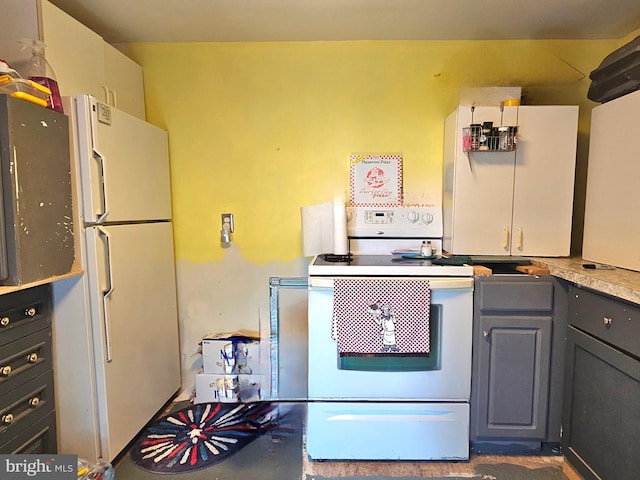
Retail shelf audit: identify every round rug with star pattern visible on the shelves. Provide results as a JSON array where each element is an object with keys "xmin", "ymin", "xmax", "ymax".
[{"xmin": 130, "ymin": 402, "xmax": 277, "ymax": 473}]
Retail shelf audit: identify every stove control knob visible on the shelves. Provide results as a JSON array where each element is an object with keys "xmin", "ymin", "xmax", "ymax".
[
  {"xmin": 422, "ymin": 213, "xmax": 434, "ymax": 224},
  {"xmin": 407, "ymin": 211, "xmax": 419, "ymax": 223}
]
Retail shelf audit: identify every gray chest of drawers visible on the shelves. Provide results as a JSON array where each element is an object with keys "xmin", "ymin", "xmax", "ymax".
[{"xmin": 0, "ymin": 284, "xmax": 56, "ymax": 453}]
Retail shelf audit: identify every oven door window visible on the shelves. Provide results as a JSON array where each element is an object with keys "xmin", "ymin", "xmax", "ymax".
[{"xmin": 338, "ymin": 304, "xmax": 441, "ymax": 372}]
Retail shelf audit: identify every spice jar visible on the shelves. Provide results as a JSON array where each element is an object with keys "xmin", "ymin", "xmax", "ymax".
[
  {"xmin": 498, "ymin": 126, "xmax": 509, "ymax": 150},
  {"xmin": 469, "ymin": 124, "xmax": 482, "ymax": 150}
]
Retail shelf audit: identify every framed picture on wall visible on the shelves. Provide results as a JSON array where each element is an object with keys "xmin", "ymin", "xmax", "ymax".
[{"xmin": 349, "ymin": 153, "xmax": 403, "ymax": 206}]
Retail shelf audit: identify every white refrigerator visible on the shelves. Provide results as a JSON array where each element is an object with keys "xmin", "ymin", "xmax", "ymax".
[{"xmin": 52, "ymin": 95, "xmax": 181, "ymax": 463}]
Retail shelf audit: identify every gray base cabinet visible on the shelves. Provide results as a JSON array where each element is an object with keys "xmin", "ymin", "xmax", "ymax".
[
  {"xmin": 562, "ymin": 286, "xmax": 640, "ymax": 480},
  {"xmin": 471, "ymin": 275, "xmax": 567, "ymax": 444},
  {"xmin": 0, "ymin": 285, "xmax": 56, "ymax": 453}
]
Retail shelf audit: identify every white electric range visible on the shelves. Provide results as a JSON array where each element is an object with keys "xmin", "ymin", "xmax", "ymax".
[{"xmin": 306, "ymin": 206, "xmax": 474, "ymax": 461}]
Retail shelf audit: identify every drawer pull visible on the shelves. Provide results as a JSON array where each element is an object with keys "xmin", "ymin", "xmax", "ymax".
[
  {"xmin": 0, "ymin": 365, "xmax": 11, "ymax": 376},
  {"xmin": 25, "ymin": 307, "xmax": 37, "ymax": 317},
  {"xmin": 27, "ymin": 352, "xmax": 39, "ymax": 363},
  {"xmin": 1, "ymin": 413, "xmax": 13, "ymax": 425},
  {"xmin": 603, "ymin": 316, "xmax": 613, "ymax": 326},
  {"xmin": 28, "ymin": 397, "xmax": 40, "ymax": 408},
  {"xmin": 0, "ymin": 317, "xmax": 9, "ymax": 327}
]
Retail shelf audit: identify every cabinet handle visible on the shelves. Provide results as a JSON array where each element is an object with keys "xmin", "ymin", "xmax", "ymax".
[
  {"xmin": 28, "ymin": 397, "xmax": 40, "ymax": 408},
  {"xmin": 483, "ymin": 330, "xmax": 490, "ymax": 338},
  {"xmin": 109, "ymin": 88, "xmax": 117, "ymax": 108},
  {"xmin": 502, "ymin": 228, "xmax": 510, "ymax": 250},
  {"xmin": 516, "ymin": 227, "xmax": 523, "ymax": 251},
  {"xmin": 101, "ymin": 85, "xmax": 117, "ymax": 107},
  {"xmin": 25, "ymin": 307, "xmax": 36, "ymax": 317},
  {"xmin": 0, "ymin": 365, "xmax": 11, "ymax": 376},
  {"xmin": 603, "ymin": 316, "xmax": 613, "ymax": 326},
  {"xmin": 0, "ymin": 317, "xmax": 9, "ymax": 327},
  {"xmin": 1, "ymin": 413, "xmax": 13, "ymax": 425},
  {"xmin": 101, "ymin": 85, "xmax": 109, "ymax": 104},
  {"xmin": 27, "ymin": 353, "xmax": 39, "ymax": 363}
]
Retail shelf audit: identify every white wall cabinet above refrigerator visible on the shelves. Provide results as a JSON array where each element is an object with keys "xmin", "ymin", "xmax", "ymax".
[
  {"xmin": 443, "ymin": 104, "xmax": 578, "ymax": 256},
  {"xmin": 0, "ymin": 0, "xmax": 146, "ymax": 119}
]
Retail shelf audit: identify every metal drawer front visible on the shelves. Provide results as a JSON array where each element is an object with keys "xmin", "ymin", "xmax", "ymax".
[
  {"xmin": 568, "ymin": 286, "xmax": 640, "ymax": 357},
  {"xmin": 0, "ymin": 371, "xmax": 54, "ymax": 443},
  {"xmin": 0, "ymin": 328, "xmax": 52, "ymax": 395}
]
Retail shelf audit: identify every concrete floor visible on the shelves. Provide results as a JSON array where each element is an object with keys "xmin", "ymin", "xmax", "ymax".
[{"xmin": 113, "ymin": 402, "xmax": 569, "ymax": 480}]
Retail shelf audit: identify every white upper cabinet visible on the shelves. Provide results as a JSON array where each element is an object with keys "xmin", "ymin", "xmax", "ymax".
[
  {"xmin": 443, "ymin": 104, "xmax": 578, "ymax": 256},
  {"xmin": 0, "ymin": 0, "xmax": 145, "ymax": 119},
  {"xmin": 102, "ymin": 42, "xmax": 145, "ymax": 118},
  {"xmin": 39, "ymin": 0, "xmax": 105, "ymax": 101}
]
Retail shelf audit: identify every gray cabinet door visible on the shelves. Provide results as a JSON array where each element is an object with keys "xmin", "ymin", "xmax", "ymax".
[
  {"xmin": 562, "ymin": 286, "xmax": 640, "ymax": 480},
  {"xmin": 474, "ymin": 315, "xmax": 552, "ymax": 439},
  {"xmin": 563, "ymin": 326, "xmax": 640, "ymax": 480}
]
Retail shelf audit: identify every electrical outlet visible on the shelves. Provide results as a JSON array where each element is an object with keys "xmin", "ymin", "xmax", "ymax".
[{"xmin": 222, "ymin": 213, "xmax": 234, "ymax": 232}]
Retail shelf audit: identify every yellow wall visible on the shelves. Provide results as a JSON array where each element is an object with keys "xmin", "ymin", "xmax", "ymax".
[
  {"xmin": 129, "ymin": 39, "xmax": 618, "ymax": 264},
  {"xmin": 126, "ymin": 38, "xmax": 623, "ymax": 393}
]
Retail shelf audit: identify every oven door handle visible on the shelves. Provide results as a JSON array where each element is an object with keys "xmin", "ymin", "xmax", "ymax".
[
  {"xmin": 309, "ymin": 277, "xmax": 474, "ymax": 289},
  {"xmin": 327, "ymin": 410, "xmax": 461, "ymax": 422}
]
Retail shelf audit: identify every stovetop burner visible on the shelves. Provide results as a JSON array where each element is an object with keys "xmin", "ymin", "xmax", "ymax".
[{"xmin": 320, "ymin": 253, "xmax": 353, "ymax": 262}]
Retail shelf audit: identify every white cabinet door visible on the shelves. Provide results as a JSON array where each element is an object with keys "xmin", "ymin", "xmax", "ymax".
[
  {"xmin": 512, "ymin": 106, "xmax": 578, "ymax": 256},
  {"xmin": 40, "ymin": 0, "xmax": 105, "ymax": 100},
  {"xmin": 103, "ymin": 43, "xmax": 146, "ymax": 119},
  {"xmin": 0, "ymin": 0, "xmax": 40, "ymax": 74},
  {"xmin": 443, "ymin": 105, "xmax": 518, "ymax": 255}
]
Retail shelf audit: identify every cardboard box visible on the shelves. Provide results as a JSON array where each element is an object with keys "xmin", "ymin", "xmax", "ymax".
[
  {"xmin": 459, "ymin": 86, "xmax": 522, "ymax": 106},
  {"xmin": 349, "ymin": 153, "xmax": 403, "ymax": 207},
  {"xmin": 201, "ymin": 333, "xmax": 260, "ymax": 374},
  {"xmin": 195, "ymin": 373, "xmax": 265, "ymax": 404}
]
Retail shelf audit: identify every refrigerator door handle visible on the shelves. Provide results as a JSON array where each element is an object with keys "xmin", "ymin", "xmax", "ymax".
[
  {"xmin": 93, "ymin": 149, "xmax": 109, "ymax": 224},
  {"xmin": 97, "ymin": 227, "xmax": 114, "ymax": 362}
]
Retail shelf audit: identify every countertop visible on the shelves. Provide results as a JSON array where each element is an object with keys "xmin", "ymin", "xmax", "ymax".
[{"xmin": 532, "ymin": 257, "xmax": 640, "ymax": 306}]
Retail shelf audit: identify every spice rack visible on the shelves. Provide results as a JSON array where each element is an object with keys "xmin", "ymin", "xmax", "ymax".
[{"xmin": 463, "ymin": 122, "xmax": 518, "ymax": 153}]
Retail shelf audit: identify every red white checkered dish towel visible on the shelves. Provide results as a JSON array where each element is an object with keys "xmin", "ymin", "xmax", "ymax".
[{"xmin": 332, "ymin": 279, "xmax": 430, "ymax": 355}]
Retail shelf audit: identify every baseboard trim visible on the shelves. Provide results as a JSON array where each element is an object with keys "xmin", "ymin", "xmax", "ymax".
[{"xmin": 563, "ymin": 458, "xmax": 585, "ymax": 480}]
